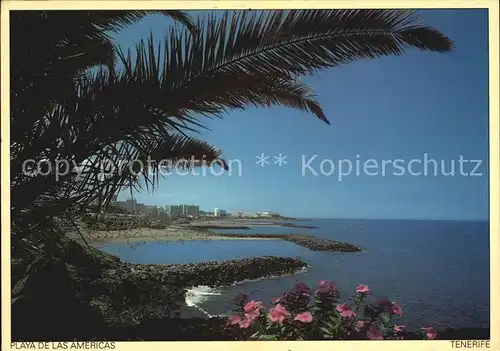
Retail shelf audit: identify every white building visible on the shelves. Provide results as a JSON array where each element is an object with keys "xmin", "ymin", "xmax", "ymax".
[
  {"xmin": 260, "ymin": 211, "xmax": 280, "ymax": 217},
  {"xmin": 214, "ymin": 208, "xmax": 227, "ymax": 217},
  {"xmin": 113, "ymin": 198, "xmax": 138, "ymax": 213},
  {"xmin": 166, "ymin": 205, "xmax": 182, "ymax": 219},
  {"xmin": 166, "ymin": 204, "xmax": 199, "ymax": 218},
  {"xmin": 180, "ymin": 204, "xmax": 200, "ymax": 217}
]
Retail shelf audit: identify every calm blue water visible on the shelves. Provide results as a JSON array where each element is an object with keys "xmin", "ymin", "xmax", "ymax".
[{"xmin": 97, "ymin": 219, "xmax": 490, "ymax": 329}]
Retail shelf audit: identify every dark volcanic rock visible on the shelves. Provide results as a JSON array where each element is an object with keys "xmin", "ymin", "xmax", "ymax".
[
  {"xmin": 111, "ymin": 319, "xmax": 490, "ymax": 341},
  {"xmin": 278, "ymin": 223, "xmax": 319, "ymax": 229},
  {"xmin": 152, "ymin": 256, "xmax": 308, "ymax": 288},
  {"xmin": 404, "ymin": 328, "xmax": 490, "ymax": 340},
  {"xmin": 12, "ymin": 236, "xmax": 308, "ymax": 341},
  {"xmin": 190, "ymin": 225, "xmax": 251, "ymax": 230},
  {"xmin": 11, "ymin": 237, "xmax": 487, "ymax": 342},
  {"xmin": 12, "ymin": 254, "xmax": 108, "ymax": 340},
  {"xmin": 210, "ymin": 233, "xmax": 362, "ymax": 252},
  {"xmin": 12, "ymin": 237, "xmax": 186, "ymax": 340},
  {"xmin": 111, "ymin": 317, "xmax": 240, "ymax": 341}
]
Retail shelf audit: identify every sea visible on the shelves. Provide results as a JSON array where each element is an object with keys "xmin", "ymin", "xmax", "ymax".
[{"xmin": 96, "ymin": 218, "xmax": 490, "ymax": 330}]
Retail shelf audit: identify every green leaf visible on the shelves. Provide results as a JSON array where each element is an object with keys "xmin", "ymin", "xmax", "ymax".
[
  {"xmin": 249, "ymin": 331, "xmax": 261, "ymax": 339},
  {"xmin": 258, "ymin": 334, "xmax": 278, "ymax": 340},
  {"xmin": 323, "ymin": 321, "xmax": 335, "ymax": 330},
  {"xmin": 320, "ymin": 327, "xmax": 332, "ymax": 335},
  {"xmin": 379, "ymin": 312, "xmax": 391, "ymax": 324},
  {"xmin": 328, "ymin": 314, "xmax": 340, "ymax": 323}
]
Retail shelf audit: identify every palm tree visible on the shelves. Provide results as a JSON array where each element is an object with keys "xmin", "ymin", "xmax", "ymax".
[
  {"xmin": 10, "ymin": 10, "xmax": 209, "ymax": 247},
  {"xmin": 10, "ymin": 9, "xmax": 454, "ymax": 250}
]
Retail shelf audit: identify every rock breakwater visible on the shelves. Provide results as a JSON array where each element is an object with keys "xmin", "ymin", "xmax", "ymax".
[
  {"xmin": 147, "ymin": 256, "xmax": 308, "ymax": 288},
  {"xmin": 189, "ymin": 225, "xmax": 251, "ymax": 230},
  {"xmin": 209, "ymin": 233, "xmax": 362, "ymax": 252},
  {"xmin": 277, "ymin": 223, "xmax": 319, "ymax": 229}
]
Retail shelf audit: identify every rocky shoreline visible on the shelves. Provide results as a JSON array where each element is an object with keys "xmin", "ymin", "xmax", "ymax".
[
  {"xmin": 77, "ymin": 227, "xmax": 363, "ymax": 253},
  {"xmin": 12, "ymin": 237, "xmax": 488, "ymax": 341},
  {"xmin": 189, "ymin": 225, "xmax": 251, "ymax": 230},
  {"xmin": 12, "ymin": 236, "xmax": 308, "ymax": 340},
  {"xmin": 279, "ymin": 223, "xmax": 319, "ymax": 229},
  {"xmin": 185, "ymin": 222, "xmax": 319, "ymax": 229}
]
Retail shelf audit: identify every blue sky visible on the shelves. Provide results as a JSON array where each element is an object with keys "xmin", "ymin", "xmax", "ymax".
[{"xmin": 110, "ymin": 9, "xmax": 489, "ymax": 220}]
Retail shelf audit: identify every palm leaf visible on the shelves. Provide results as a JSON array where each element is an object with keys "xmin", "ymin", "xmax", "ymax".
[
  {"xmin": 10, "ymin": 9, "xmax": 454, "ymax": 247},
  {"xmin": 10, "ymin": 10, "xmax": 196, "ymax": 146},
  {"xmin": 62, "ymin": 134, "xmax": 226, "ymax": 208},
  {"xmin": 186, "ymin": 9, "xmax": 454, "ymax": 77},
  {"xmin": 87, "ymin": 10, "xmax": 198, "ymax": 34},
  {"xmin": 110, "ymin": 9, "xmax": 453, "ymax": 129},
  {"xmin": 114, "ymin": 36, "xmax": 329, "ymax": 126}
]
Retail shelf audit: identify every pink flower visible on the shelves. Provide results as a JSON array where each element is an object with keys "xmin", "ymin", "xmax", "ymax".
[
  {"xmin": 355, "ymin": 284, "xmax": 371, "ymax": 294},
  {"xmin": 294, "ymin": 282, "xmax": 311, "ymax": 295},
  {"xmin": 238, "ymin": 316, "xmax": 254, "ymax": 329},
  {"xmin": 268, "ymin": 303, "xmax": 291, "ymax": 324},
  {"xmin": 394, "ymin": 325, "xmax": 406, "ymax": 333},
  {"xmin": 391, "ymin": 302, "xmax": 403, "ymax": 316},
  {"xmin": 245, "ymin": 313, "xmax": 258, "ymax": 321},
  {"xmin": 272, "ymin": 296, "xmax": 282, "ymax": 304},
  {"xmin": 355, "ymin": 320, "xmax": 365, "ymax": 332},
  {"xmin": 244, "ymin": 300, "xmax": 263, "ymax": 313},
  {"xmin": 336, "ymin": 303, "xmax": 356, "ymax": 318},
  {"xmin": 366, "ymin": 324, "xmax": 384, "ymax": 340},
  {"xmin": 317, "ymin": 280, "xmax": 337, "ymax": 294},
  {"xmin": 294, "ymin": 311, "xmax": 313, "ymax": 323},
  {"xmin": 228, "ymin": 315, "xmax": 241, "ymax": 325},
  {"xmin": 243, "ymin": 300, "xmax": 264, "ymax": 319},
  {"xmin": 421, "ymin": 327, "xmax": 438, "ymax": 340},
  {"xmin": 376, "ymin": 299, "xmax": 403, "ymax": 316}
]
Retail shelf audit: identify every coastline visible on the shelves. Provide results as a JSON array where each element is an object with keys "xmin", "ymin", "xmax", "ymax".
[
  {"xmin": 68, "ymin": 227, "xmax": 275, "ymax": 245},
  {"xmin": 12, "ymin": 236, "xmax": 309, "ymax": 340},
  {"xmin": 13, "ymin": 228, "xmax": 487, "ymax": 341},
  {"xmin": 183, "ymin": 219, "xmax": 318, "ymax": 229},
  {"xmin": 70, "ymin": 225, "xmax": 362, "ymax": 253}
]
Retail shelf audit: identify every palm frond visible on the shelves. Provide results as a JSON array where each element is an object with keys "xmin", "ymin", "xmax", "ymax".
[
  {"xmin": 54, "ymin": 134, "xmax": 226, "ymax": 210},
  {"xmin": 87, "ymin": 10, "xmax": 198, "ymax": 34},
  {"xmin": 151, "ymin": 9, "xmax": 453, "ymax": 87},
  {"xmin": 10, "ymin": 10, "xmax": 196, "ymax": 146},
  {"xmin": 114, "ymin": 36, "xmax": 329, "ymax": 125},
  {"xmin": 10, "ymin": 9, "xmax": 454, "ymax": 245},
  {"xmin": 188, "ymin": 9, "xmax": 454, "ymax": 77},
  {"xmin": 108, "ymin": 9, "xmax": 453, "ymax": 129},
  {"xmin": 10, "ymin": 86, "xmax": 227, "ymax": 214}
]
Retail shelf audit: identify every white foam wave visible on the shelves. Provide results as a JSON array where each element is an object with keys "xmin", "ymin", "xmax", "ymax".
[
  {"xmin": 185, "ymin": 267, "xmax": 309, "ymax": 318},
  {"xmin": 185, "ymin": 286, "xmax": 225, "ymax": 318}
]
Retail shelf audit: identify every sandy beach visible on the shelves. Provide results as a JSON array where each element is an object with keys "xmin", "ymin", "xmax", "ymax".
[
  {"xmin": 66, "ymin": 222, "xmax": 362, "ymax": 253},
  {"xmin": 68, "ymin": 225, "xmax": 274, "ymax": 245},
  {"xmin": 67, "ymin": 218, "xmax": 305, "ymax": 245}
]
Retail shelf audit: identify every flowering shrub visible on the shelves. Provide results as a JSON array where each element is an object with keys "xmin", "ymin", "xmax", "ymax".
[{"xmin": 227, "ymin": 281, "xmax": 438, "ymax": 341}]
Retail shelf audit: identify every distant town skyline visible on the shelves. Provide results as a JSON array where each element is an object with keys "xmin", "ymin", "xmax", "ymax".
[{"xmin": 112, "ymin": 195, "xmax": 285, "ymax": 218}]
